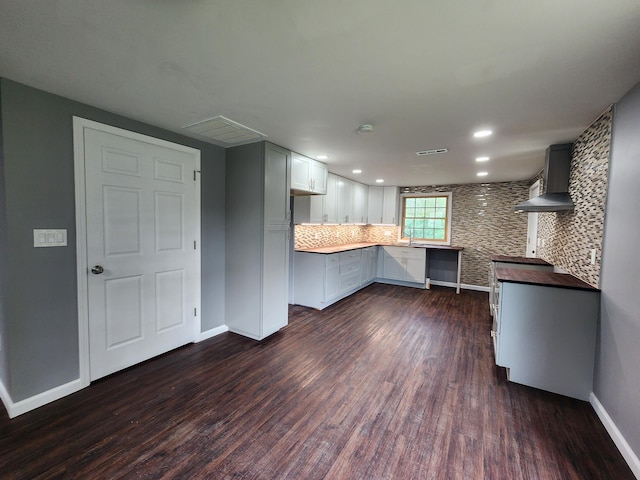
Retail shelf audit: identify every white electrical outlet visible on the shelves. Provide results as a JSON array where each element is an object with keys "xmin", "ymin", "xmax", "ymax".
[
  {"xmin": 590, "ymin": 249, "xmax": 597, "ymax": 265},
  {"xmin": 384, "ymin": 231, "xmax": 391, "ymax": 237}
]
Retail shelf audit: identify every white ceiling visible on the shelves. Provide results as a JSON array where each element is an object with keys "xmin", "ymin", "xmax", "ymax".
[{"xmin": 1, "ymin": 0, "xmax": 640, "ymax": 187}]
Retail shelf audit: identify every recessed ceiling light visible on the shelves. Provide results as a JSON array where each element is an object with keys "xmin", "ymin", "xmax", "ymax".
[
  {"xmin": 352, "ymin": 169, "xmax": 362, "ymax": 174},
  {"xmin": 473, "ymin": 130, "xmax": 493, "ymax": 138},
  {"xmin": 476, "ymin": 156, "xmax": 490, "ymax": 162},
  {"xmin": 317, "ymin": 155, "xmax": 329, "ymax": 160},
  {"xmin": 375, "ymin": 179, "xmax": 384, "ymax": 183},
  {"xmin": 477, "ymin": 171, "xmax": 489, "ymax": 177}
]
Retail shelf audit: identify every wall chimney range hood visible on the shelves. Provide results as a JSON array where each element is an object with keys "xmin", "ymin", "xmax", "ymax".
[{"xmin": 514, "ymin": 143, "xmax": 575, "ymax": 213}]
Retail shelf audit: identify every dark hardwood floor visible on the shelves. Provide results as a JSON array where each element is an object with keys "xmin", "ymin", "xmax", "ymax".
[{"xmin": 0, "ymin": 284, "xmax": 633, "ymax": 479}]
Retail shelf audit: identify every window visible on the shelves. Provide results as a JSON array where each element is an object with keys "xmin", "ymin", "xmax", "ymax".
[{"xmin": 400, "ymin": 193, "xmax": 452, "ymax": 244}]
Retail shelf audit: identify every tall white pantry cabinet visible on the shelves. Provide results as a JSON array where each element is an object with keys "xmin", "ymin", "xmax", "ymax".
[{"xmin": 226, "ymin": 142, "xmax": 291, "ymax": 340}]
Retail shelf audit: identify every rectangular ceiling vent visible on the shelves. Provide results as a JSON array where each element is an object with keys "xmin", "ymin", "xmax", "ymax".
[
  {"xmin": 183, "ymin": 116, "xmax": 267, "ymax": 145},
  {"xmin": 416, "ymin": 148, "xmax": 448, "ymax": 156}
]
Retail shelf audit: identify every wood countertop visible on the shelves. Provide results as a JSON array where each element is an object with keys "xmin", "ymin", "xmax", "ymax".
[
  {"xmin": 491, "ymin": 255, "xmax": 552, "ymax": 266},
  {"xmin": 495, "ymin": 267, "xmax": 599, "ymax": 291},
  {"xmin": 296, "ymin": 242, "xmax": 464, "ymax": 254}
]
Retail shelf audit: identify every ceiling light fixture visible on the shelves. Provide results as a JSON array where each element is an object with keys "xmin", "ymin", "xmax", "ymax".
[
  {"xmin": 352, "ymin": 169, "xmax": 362, "ymax": 174},
  {"xmin": 316, "ymin": 155, "xmax": 329, "ymax": 160},
  {"xmin": 358, "ymin": 124, "xmax": 374, "ymax": 134},
  {"xmin": 375, "ymin": 179, "xmax": 384, "ymax": 183},
  {"xmin": 476, "ymin": 156, "xmax": 490, "ymax": 162},
  {"xmin": 473, "ymin": 130, "xmax": 493, "ymax": 138},
  {"xmin": 477, "ymin": 172, "xmax": 489, "ymax": 177}
]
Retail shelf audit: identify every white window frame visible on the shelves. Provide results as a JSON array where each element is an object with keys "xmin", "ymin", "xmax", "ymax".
[{"xmin": 399, "ymin": 192, "xmax": 452, "ymax": 245}]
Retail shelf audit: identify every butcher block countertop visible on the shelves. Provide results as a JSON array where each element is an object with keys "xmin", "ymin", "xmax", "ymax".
[
  {"xmin": 495, "ymin": 267, "xmax": 599, "ymax": 291},
  {"xmin": 491, "ymin": 255, "xmax": 552, "ymax": 266},
  {"xmin": 296, "ymin": 242, "xmax": 464, "ymax": 254}
]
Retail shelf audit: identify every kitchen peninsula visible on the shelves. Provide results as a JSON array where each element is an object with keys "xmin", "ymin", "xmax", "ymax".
[{"xmin": 294, "ymin": 242, "xmax": 463, "ymax": 310}]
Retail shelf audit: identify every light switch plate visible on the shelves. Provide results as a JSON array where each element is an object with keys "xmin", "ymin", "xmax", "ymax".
[{"xmin": 34, "ymin": 229, "xmax": 67, "ymax": 247}]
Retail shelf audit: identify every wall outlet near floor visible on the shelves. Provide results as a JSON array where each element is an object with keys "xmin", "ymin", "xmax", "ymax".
[
  {"xmin": 384, "ymin": 231, "xmax": 391, "ymax": 237},
  {"xmin": 314, "ymin": 233, "xmax": 319, "ymax": 240},
  {"xmin": 590, "ymin": 249, "xmax": 597, "ymax": 265}
]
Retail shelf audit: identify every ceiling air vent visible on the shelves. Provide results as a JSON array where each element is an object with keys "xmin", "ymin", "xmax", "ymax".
[
  {"xmin": 416, "ymin": 148, "xmax": 448, "ymax": 156},
  {"xmin": 183, "ymin": 116, "xmax": 267, "ymax": 145}
]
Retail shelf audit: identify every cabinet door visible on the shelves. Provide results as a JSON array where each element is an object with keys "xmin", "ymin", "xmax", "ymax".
[
  {"xmin": 310, "ymin": 161, "xmax": 327, "ymax": 194},
  {"xmin": 309, "ymin": 195, "xmax": 324, "ymax": 224},
  {"xmin": 325, "ymin": 264, "xmax": 340, "ymax": 300},
  {"xmin": 262, "ymin": 225, "xmax": 290, "ymax": 337},
  {"xmin": 367, "ymin": 186, "xmax": 384, "ymax": 224},
  {"xmin": 382, "ymin": 186, "xmax": 398, "ymax": 225},
  {"xmin": 382, "ymin": 251, "xmax": 405, "ymax": 280},
  {"xmin": 291, "ymin": 153, "xmax": 311, "ymax": 192},
  {"xmin": 336, "ymin": 176, "xmax": 353, "ymax": 223},
  {"xmin": 264, "ymin": 143, "xmax": 290, "ymax": 226},
  {"xmin": 323, "ymin": 174, "xmax": 338, "ymax": 223},
  {"xmin": 353, "ymin": 182, "xmax": 368, "ymax": 224},
  {"xmin": 405, "ymin": 257, "xmax": 426, "ymax": 283}
]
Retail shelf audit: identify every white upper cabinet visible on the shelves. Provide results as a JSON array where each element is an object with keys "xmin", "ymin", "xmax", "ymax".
[
  {"xmin": 290, "ymin": 152, "xmax": 328, "ymax": 195},
  {"xmin": 336, "ymin": 176, "xmax": 353, "ymax": 224},
  {"xmin": 367, "ymin": 186, "xmax": 398, "ymax": 225},
  {"xmin": 382, "ymin": 186, "xmax": 399, "ymax": 225},
  {"xmin": 353, "ymin": 182, "xmax": 368, "ymax": 224}
]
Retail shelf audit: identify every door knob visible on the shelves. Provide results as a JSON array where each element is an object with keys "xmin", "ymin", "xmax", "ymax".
[{"xmin": 91, "ymin": 265, "xmax": 104, "ymax": 275}]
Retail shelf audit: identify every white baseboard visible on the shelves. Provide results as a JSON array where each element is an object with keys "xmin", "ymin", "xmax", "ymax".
[
  {"xmin": 1, "ymin": 377, "xmax": 84, "ymax": 419},
  {"xmin": 590, "ymin": 392, "xmax": 640, "ymax": 479},
  {"xmin": 197, "ymin": 324, "xmax": 229, "ymax": 342},
  {"xmin": 462, "ymin": 283, "xmax": 490, "ymax": 292},
  {"xmin": 428, "ymin": 281, "xmax": 490, "ymax": 292}
]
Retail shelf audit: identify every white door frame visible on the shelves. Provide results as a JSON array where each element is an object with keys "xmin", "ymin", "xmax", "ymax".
[{"xmin": 73, "ymin": 117, "xmax": 201, "ymax": 389}]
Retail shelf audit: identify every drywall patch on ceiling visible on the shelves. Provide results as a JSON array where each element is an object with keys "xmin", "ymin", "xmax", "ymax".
[{"xmin": 183, "ymin": 116, "xmax": 267, "ymax": 145}]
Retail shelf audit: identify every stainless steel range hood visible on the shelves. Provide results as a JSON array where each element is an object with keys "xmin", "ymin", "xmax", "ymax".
[{"xmin": 514, "ymin": 143, "xmax": 575, "ymax": 212}]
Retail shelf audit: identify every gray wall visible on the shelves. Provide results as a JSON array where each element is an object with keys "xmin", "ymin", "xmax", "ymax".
[
  {"xmin": 0, "ymin": 83, "xmax": 9, "ymax": 388},
  {"xmin": 0, "ymin": 78, "xmax": 225, "ymax": 403},
  {"xmin": 596, "ymin": 82, "xmax": 640, "ymax": 455}
]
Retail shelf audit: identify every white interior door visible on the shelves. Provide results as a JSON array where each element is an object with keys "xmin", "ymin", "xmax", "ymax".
[
  {"xmin": 79, "ymin": 122, "xmax": 200, "ymax": 381},
  {"xmin": 526, "ymin": 180, "xmax": 540, "ymax": 258}
]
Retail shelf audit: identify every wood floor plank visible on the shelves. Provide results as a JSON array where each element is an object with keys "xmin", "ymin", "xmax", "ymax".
[{"xmin": 0, "ymin": 284, "xmax": 634, "ymax": 479}]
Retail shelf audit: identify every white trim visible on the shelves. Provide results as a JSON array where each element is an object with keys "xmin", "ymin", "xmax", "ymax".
[
  {"xmin": 197, "ymin": 325, "xmax": 229, "ymax": 342},
  {"xmin": 399, "ymin": 191, "xmax": 453, "ymax": 246},
  {"xmin": 590, "ymin": 393, "xmax": 640, "ymax": 479},
  {"xmin": 73, "ymin": 116, "xmax": 202, "ymax": 389},
  {"xmin": 428, "ymin": 280, "xmax": 489, "ymax": 292},
  {"xmin": 1, "ymin": 376, "xmax": 84, "ymax": 418}
]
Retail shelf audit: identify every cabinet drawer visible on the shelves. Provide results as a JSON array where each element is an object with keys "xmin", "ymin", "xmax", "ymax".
[
  {"xmin": 340, "ymin": 261, "xmax": 361, "ymax": 275},
  {"xmin": 339, "ymin": 249, "xmax": 362, "ymax": 265},
  {"xmin": 338, "ymin": 270, "xmax": 360, "ymax": 293},
  {"xmin": 382, "ymin": 246, "xmax": 425, "ymax": 260},
  {"xmin": 326, "ymin": 253, "xmax": 340, "ymax": 267}
]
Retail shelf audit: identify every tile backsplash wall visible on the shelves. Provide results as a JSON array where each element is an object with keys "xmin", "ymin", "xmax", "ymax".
[
  {"xmin": 295, "ymin": 224, "xmax": 400, "ymax": 250},
  {"xmin": 401, "ymin": 182, "xmax": 530, "ymax": 287},
  {"xmin": 536, "ymin": 106, "xmax": 612, "ymax": 287},
  {"xmin": 296, "ymin": 180, "xmax": 530, "ymax": 287}
]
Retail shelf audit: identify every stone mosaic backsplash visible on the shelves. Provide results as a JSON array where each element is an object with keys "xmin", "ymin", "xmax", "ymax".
[
  {"xmin": 296, "ymin": 181, "xmax": 531, "ymax": 288},
  {"xmin": 536, "ymin": 106, "xmax": 612, "ymax": 288},
  {"xmin": 295, "ymin": 224, "xmax": 400, "ymax": 250},
  {"xmin": 401, "ymin": 182, "xmax": 530, "ymax": 287}
]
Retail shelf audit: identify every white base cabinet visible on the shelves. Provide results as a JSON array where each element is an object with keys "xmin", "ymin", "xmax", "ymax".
[
  {"xmin": 377, "ymin": 246, "xmax": 426, "ymax": 287},
  {"xmin": 294, "ymin": 247, "xmax": 375, "ymax": 310},
  {"xmin": 495, "ymin": 280, "xmax": 599, "ymax": 401}
]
